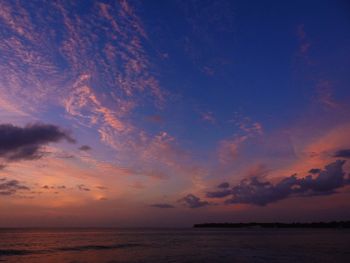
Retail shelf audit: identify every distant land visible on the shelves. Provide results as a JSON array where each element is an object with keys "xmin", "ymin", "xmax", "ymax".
[{"xmin": 193, "ymin": 221, "xmax": 350, "ymax": 229}]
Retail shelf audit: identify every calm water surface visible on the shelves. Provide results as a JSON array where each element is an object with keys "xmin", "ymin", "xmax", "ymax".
[{"xmin": 0, "ymin": 228, "xmax": 349, "ymax": 263}]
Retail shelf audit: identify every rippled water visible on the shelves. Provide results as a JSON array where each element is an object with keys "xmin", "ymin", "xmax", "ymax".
[{"xmin": 0, "ymin": 228, "xmax": 349, "ymax": 262}]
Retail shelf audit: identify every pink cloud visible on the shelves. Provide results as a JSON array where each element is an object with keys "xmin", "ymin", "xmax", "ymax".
[
  {"xmin": 315, "ymin": 80, "xmax": 340, "ymax": 109},
  {"xmin": 296, "ymin": 24, "xmax": 313, "ymax": 65},
  {"xmin": 218, "ymin": 135, "xmax": 248, "ymax": 163},
  {"xmin": 297, "ymin": 24, "xmax": 311, "ymax": 55},
  {"xmin": 200, "ymin": 111, "xmax": 216, "ymax": 124},
  {"xmin": 217, "ymin": 115, "xmax": 263, "ymax": 163}
]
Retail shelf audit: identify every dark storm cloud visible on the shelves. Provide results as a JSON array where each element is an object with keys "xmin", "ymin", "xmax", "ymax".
[
  {"xmin": 206, "ymin": 188, "xmax": 231, "ymax": 198},
  {"xmin": 334, "ymin": 149, "xmax": 350, "ymax": 158},
  {"xmin": 217, "ymin": 182, "xmax": 230, "ymax": 188},
  {"xmin": 0, "ymin": 178, "xmax": 30, "ymax": 196},
  {"xmin": 179, "ymin": 194, "xmax": 209, "ymax": 208},
  {"xmin": 308, "ymin": 168, "xmax": 321, "ymax": 174},
  {"xmin": 207, "ymin": 160, "xmax": 350, "ymax": 206},
  {"xmin": 0, "ymin": 123, "xmax": 75, "ymax": 162},
  {"xmin": 150, "ymin": 203, "xmax": 175, "ymax": 208},
  {"xmin": 79, "ymin": 145, "xmax": 92, "ymax": 151},
  {"xmin": 206, "ymin": 182, "xmax": 231, "ymax": 197}
]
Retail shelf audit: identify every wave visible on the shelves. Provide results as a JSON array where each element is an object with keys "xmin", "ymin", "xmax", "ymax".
[
  {"xmin": 57, "ymin": 243, "xmax": 143, "ymax": 252},
  {"xmin": 0, "ymin": 249, "xmax": 34, "ymax": 256},
  {"xmin": 0, "ymin": 243, "xmax": 143, "ymax": 257}
]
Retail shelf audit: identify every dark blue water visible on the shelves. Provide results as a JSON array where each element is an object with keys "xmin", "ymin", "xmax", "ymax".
[{"xmin": 0, "ymin": 228, "xmax": 349, "ymax": 262}]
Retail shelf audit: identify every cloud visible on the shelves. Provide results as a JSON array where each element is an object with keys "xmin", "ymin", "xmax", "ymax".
[
  {"xmin": 200, "ymin": 111, "xmax": 215, "ymax": 124},
  {"xmin": 315, "ymin": 80, "xmax": 340, "ymax": 110},
  {"xmin": 77, "ymin": 184, "xmax": 90, "ymax": 191},
  {"xmin": 207, "ymin": 160, "xmax": 350, "ymax": 206},
  {"xmin": 219, "ymin": 115, "xmax": 263, "ymax": 163},
  {"xmin": 123, "ymin": 131, "xmax": 191, "ymax": 180},
  {"xmin": 179, "ymin": 194, "xmax": 209, "ymax": 208},
  {"xmin": 334, "ymin": 149, "xmax": 350, "ymax": 158},
  {"xmin": 79, "ymin": 145, "xmax": 92, "ymax": 151},
  {"xmin": 0, "ymin": 0, "xmax": 166, "ymax": 161},
  {"xmin": 150, "ymin": 203, "xmax": 175, "ymax": 209},
  {"xmin": 95, "ymin": 185, "xmax": 107, "ymax": 190},
  {"xmin": 218, "ymin": 135, "xmax": 248, "ymax": 163},
  {"xmin": 0, "ymin": 178, "xmax": 30, "ymax": 196},
  {"xmin": 206, "ymin": 188, "xmax": 231, "ymax": 198},
  {"xmin": 146, "ymin": 115, "xmax": 163, "ymax": 123},
  {"xmin": 308, "ymin": 168, "xmax": 321, "ymax": 174},
  {"xmin": 297, "ymin": 24, "xmax": 311, "ymax": 55},
  {"xmin": 217, "ymin": 182, "xmax": 229, "ymax": 188},
  {"xmin": 0, "ymin": 123, "xmax": 75, "ymax": 162},
  {"xmin": 54, "ymin": 151, "xmax": 75, "ymax": 159},
  {"xmin": 42, "ymin": 185, "xmax": 66, "ymax": 190}
]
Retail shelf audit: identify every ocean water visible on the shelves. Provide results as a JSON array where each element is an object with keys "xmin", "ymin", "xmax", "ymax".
[{"xmin": 0, "ymin": 228, "xmax": 349, "ymax": 263}]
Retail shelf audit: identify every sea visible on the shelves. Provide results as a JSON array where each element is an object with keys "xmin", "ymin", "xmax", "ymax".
[{"xmin": 0, "ymin": 228, "xmax": 349, "ymax": 263}]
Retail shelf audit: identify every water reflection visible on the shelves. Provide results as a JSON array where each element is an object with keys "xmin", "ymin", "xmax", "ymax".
[{"xmin": 0, "ymin": 228, "xmax": 349, "ymax": 262}]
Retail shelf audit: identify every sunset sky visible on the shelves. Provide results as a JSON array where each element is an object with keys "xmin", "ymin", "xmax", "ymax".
[{"xmin": 0, "ymin": 0, "xmax": 350, "ymax": 227}]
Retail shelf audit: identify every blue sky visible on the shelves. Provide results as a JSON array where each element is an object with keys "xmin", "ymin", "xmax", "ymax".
[{"xmin": 0, "ymin": 0, "xmax": 349, "ymax": 227}]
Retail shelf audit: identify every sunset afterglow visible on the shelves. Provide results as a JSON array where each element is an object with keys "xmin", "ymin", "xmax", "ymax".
[{"xmin": 0, "ymin": 0, "xmax": 350, "ymax": 227}]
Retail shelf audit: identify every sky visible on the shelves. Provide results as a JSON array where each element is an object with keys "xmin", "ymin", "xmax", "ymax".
[{"xmin": 0, "ymin": 0, "xmax": 350, "ymax": 227}]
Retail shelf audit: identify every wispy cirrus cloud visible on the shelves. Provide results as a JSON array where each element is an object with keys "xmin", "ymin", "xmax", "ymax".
[
  {"xmin": 0, "ymin": 1, "xmax": 184, "ymax": 192},
  {"xmin": 179, "ymin": 0, "xmax": 234, "ymax": 73},
  {"xmin": 200, "ymin": 111, "xmax": 216, "ymax": 124},
  {"xmin": 218, "ymin": 135, "xmax": 249, "ymax": 163},
  {"xmin": 315, "ymin": 80, "xmax": 340, "ymax": 110},
  {"xmin": 63, "ymin": 77, "xmax": 131, "ymax": 133},
  {"xmin": 297, "ymin": 24, "xmax": 311, "ymax": 57},
  {"xmin": 0, "ymin": 0, "xmax": 166, "ymax": 151},
  {"xmin": 218, "ymin": 114, "xmax": 263, "ymax": 163},
  {"xmin": 294, "ymin": 25, "xmax": 342, "ymax": 112}
]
